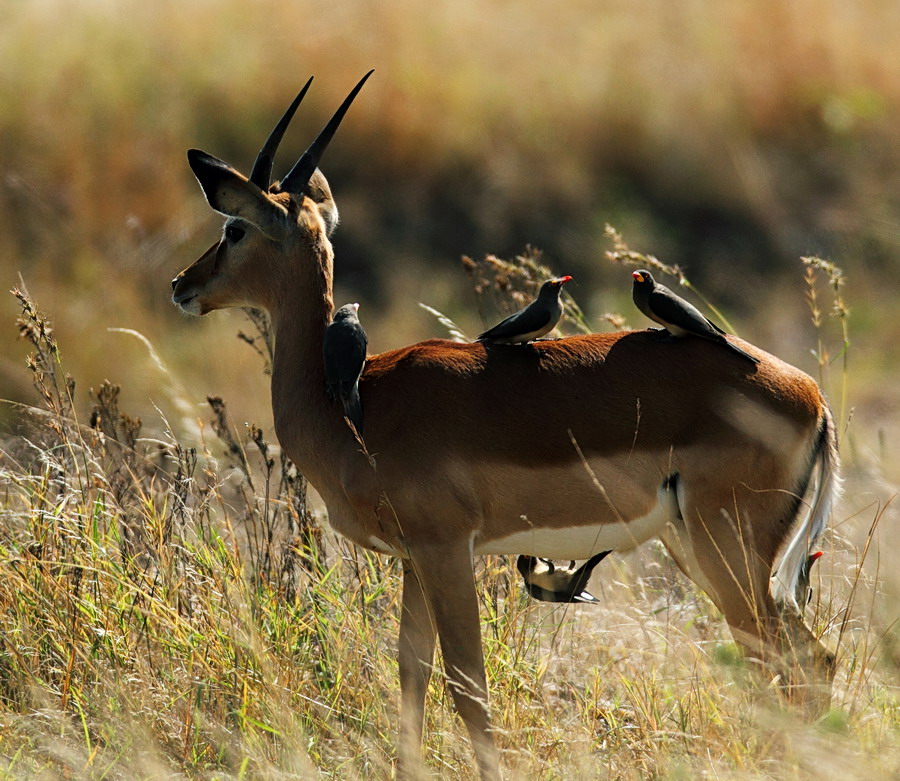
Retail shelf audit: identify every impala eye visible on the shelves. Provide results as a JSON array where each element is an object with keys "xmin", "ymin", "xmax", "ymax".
[{"xmin": 225, "ymin": 224, "xmax": 245, "ymax": 243}]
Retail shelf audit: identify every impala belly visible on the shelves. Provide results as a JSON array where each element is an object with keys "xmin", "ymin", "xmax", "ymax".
[
  {"xmin": 473, "ymin": 457, "xmax": 678, "ymax": 560},
  {"xmin": 476, "ymin": 494, "xmax": 671, "ymax": 558}
]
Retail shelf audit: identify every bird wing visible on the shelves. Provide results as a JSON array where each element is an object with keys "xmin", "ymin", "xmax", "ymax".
[
  {"xmin": 648, "ymin": 287, "xmax": 720, "ymax": 337},
  {"xmin": 569, "ymin": 550, "xmax": 612, "ymax": 592},
  {"xmin": 477, "ymin": 302, "xmax": 553, "ymax": 341},
  {"xmin": 324, "ymin": 323, "xmax": 367, "ymax": 385},
  {"xmin": 346, "ymin": 324, "xmax": 368, "ymax": 375},
  {"xmin": 586, "ymin": 549, "xmax": 613, "ymax": 567}
]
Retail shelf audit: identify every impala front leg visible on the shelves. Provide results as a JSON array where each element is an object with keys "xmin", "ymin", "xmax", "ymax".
[
  {"xmin": 398, "ymin": 560, "xmax": 436, "ymax": 778},
  {"xmin": 409, "ymin": 539, "xmax": 501, "ymax": 781}
]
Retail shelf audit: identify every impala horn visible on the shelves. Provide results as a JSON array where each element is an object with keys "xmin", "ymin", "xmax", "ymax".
[
  {"xmin": 278, "ymin": 69, "xmax": 373, "ymax": 195},
  {"xmin": 248, "ymin": 76, "xmax": 314, "ymax": 189}
]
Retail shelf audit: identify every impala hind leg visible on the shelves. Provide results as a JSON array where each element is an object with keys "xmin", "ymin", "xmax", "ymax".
[
  {"xmin": 407, "ymin": 540, "xmax": 501, "ymax": 781},
  {"xmin": 677, "ymin": 490, "xmax": 832, "ymax": 706},
  {"xmin": 683, "ymin": 505, "xmax": 777, "ymax": 661},
  {"xmin": 399, "ymin": 561, "xmax": 437, "ymax": 779}
]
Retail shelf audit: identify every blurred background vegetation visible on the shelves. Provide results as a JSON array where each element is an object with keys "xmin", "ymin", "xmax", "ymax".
[
  {"xmin": 1, "ymin": 0, "xmax": 898, "ymax": 453},
  {"xmin": 1, "ymin": 2, "xmax": 899, "ymax": 777}
]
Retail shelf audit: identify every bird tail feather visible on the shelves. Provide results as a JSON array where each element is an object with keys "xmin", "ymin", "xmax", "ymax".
[
  {"xmin": 726, "ymin": 340, "xmax": 760, "ymax": 364},
  {"xmin": 343, "ymin": 386, "xmax": 363, "ymax": 432}
]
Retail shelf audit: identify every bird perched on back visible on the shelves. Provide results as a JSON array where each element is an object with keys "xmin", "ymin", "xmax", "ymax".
[
  {"xmin": 516, "ymin": 550, "xmax": 612, "ymax": 604},
  {"xmin": 631, "ymin": 269, "xmax": 759, "ymax": 364},
  {"xmin": 323, "ymin": 303, "xmax": 367, "ymax": 431},
  {"xmin": 477, "ymin": 276, "xmax": 572, "ymax": 344}
]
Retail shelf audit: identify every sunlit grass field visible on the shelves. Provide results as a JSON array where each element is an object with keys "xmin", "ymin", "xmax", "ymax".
[
  {"xmin": 1, "ymin": 0, "xmax": 899, "ymax": 778},
  {"xmin": 1, "ymin": 254, "xmax": 898, "ymax": 779}
]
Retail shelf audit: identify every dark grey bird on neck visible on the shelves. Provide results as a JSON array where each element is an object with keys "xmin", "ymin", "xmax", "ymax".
[
  {"xmin": 477, "ymin": 276, "xmax": 572, "ymax": 344},
  {"xmin": 323, "ymin": 303, "xmax": 367, "ymax": 431},
  {"xmin": 516, "ymin": 550, "xmax": 612, "ymax": 604},
  {"xmin": 631, "ymin": 269, "xmax": 759, "ymax": 365}
]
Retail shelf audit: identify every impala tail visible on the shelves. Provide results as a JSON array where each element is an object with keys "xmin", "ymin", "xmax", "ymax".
[{"xmin": 771, "ymin": 404, "xmax": 841, "ymax": 611}]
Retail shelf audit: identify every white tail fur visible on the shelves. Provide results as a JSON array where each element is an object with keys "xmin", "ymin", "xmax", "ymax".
[{"xmin": 771, "ymin": 405, "xmax": 841, "ymax": 610}]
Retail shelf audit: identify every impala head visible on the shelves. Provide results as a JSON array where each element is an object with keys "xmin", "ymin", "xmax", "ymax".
[{"xmin": 172, "ymin": 71, "xmax": 373, "ymax": 316}]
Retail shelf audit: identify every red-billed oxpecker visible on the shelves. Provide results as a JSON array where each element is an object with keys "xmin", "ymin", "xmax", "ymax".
[
  {"xmin": 324, "ymin": 303, "xmax": 368, "ymax": 432},
  {"xmin": 631, "ymin": 269, "xmax": 759, "ymax": 365},
  {"xmin": 797, "ymin": 550, "xmax": 825, "ymax": 606},
  {"xmin": 516, "ymin": 551, "xmax": 612, "ymax": 604},
  {"xmin": 477, "ymin": 276, "xmax": 572, "ymax": 344}
]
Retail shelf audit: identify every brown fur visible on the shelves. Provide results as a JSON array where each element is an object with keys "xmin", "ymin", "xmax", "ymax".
[{"xmin": 360, "ymin": 333, "xmax": 820, "ymax": 464}]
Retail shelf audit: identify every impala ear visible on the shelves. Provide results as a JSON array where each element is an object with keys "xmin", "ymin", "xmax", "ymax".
[
  {"xmin": 304, "ymin": 168, "xmax": 339, "ymax": 236},
  {"xmin": 187, "ymin": 149, "xmax": 289, "ymax": 240},
  {"xmin": 317, "ymin": 200, "xmax": 339, "ymax": 236}
]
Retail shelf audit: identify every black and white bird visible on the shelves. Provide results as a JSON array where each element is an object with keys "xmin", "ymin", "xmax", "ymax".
[
  {"xmin": 477, "ymin": 276, "xmax": 572, "ymax": 344},
  {"xmin": 631, "ymin": 269, "xmax": 759, "ymax": 365},
  {"xmin": 516, "ymin": 550, "xmax": 612, "ymax": 604},
  {"xmin": 323, "ymin": 303, "xmax": 367, "ymax": 431}
]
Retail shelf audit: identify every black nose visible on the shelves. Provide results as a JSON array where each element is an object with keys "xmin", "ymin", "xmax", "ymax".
[{"xmin": 171, "ymin": 277, "xmax": 179, "ymax": 291}]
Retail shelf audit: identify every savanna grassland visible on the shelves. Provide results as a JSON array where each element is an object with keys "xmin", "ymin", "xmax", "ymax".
[{"xmin": 1, "ymin": 1, "xmax": 899, "ymax": 779}]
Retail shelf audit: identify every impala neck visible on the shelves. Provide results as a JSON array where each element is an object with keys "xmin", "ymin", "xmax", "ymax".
[{"xmin": 267, "ymin": 237, "xmax": 347, "ymax": 486}]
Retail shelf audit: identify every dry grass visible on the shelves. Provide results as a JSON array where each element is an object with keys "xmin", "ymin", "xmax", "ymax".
[{"xmin": 1, "ymin": 256, "xmax": 898, "ymax": 779}]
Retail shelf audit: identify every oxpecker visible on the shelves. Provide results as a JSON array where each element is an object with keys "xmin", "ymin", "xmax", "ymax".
[
  {"xmin": 797, "ymin": 550, "xmax": 825, "ymax": 606},
  {"xmin": 477, "ymin": 276, "xmax": 572, "ymax": 344},
  {"xmin": 323, "ymin": 303, "xmax": 367, "ymax": 431},
  {"xmin": 516, "ymin": 551, "xmax": 612, "ymax": 604},
  {"xmin": 631, "ymin": 269, "xmax": 759, "ymax": 364}
]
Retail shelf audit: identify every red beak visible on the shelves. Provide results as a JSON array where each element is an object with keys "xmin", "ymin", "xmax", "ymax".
[{"xmin": 559, "ymin": 275, "xmax": 573, "ymax": 284}]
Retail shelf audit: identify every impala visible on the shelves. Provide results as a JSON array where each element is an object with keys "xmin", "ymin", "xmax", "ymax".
[{"xmin": 172, "ymin": 74, "xmax": 839, "ymax": 780}]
